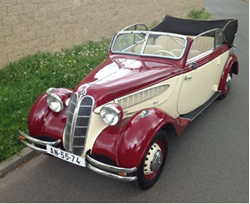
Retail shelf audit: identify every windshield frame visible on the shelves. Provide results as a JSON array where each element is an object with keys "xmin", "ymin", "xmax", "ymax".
[{"xmin": 111, "ymin": 31, "xmax": 188, "ymax": 60}]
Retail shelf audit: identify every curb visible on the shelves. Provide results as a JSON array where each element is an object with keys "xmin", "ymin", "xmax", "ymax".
[{"xmin": 0, "ymin": 148, "xmax": 38, "ymax": 178}]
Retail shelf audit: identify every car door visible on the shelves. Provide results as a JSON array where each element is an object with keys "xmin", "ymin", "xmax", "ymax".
[{"xmin": 177, "ymin": 29, "xmax": 230, "ymax": 115}]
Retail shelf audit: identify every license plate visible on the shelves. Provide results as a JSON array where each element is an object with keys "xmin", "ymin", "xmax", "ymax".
[{"xmin": 46, "ymin": 145, "xmax": 86, "ymax": 167}]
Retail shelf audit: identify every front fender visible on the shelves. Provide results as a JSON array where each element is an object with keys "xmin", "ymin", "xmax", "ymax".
[
  {"xmin": 92, "ymin": 108, "xmax": 190, "ymax": 168},
  {"xmin": 219, "ymin": 53, "xmax": 239, "ymax": 94},
  {"xmin": 28, "ymin": 88, "xmax": 72, "ymax": 140}
]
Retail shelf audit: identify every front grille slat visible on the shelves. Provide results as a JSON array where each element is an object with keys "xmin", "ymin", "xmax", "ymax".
[
  {"xmin": 64, "ymin": 94, "xmax": 94, "ymax": 156},
  {"xmin": 64, "ymin": 93, "xmax": 78, "ymax": 151}
]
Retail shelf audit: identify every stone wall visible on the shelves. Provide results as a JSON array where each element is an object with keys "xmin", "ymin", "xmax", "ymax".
[{"xmin": 0, "ymin": 0, "xmax": 203, "ymax": 69}]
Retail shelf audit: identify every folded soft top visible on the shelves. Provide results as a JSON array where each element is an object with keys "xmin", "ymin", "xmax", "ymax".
[{"xmin": 151, "ymin": 15, "xmax": 238, "ymax": 48}]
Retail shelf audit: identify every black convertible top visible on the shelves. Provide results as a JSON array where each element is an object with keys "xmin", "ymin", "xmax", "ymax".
[{"xmin": 151, "ymin": 15, "xmax": 238, "ymax": 48}]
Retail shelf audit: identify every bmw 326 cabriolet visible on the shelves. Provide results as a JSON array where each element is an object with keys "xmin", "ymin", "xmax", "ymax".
[{"xmin": 19, "ymin": 15, "xmax": 238, "ymax": 190}]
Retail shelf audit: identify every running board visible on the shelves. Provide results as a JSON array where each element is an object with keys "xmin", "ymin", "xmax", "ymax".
[{"xmin": 179, "ymin": 91, "xmax": 221, "ymax": 121}]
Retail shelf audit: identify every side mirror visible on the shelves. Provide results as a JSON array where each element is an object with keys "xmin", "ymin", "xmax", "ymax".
[{"xmin": 189, "ymin": 62, "xmax": 199, "ymax": 70}]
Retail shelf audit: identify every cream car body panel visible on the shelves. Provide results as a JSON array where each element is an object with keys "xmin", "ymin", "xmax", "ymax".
[
  {"xmin": 82, "ymin": 113, "xmax": 109, "ymax": 157},
  {"xmin": 178, "ymin": 50, "xmax": 230, "ymax": 114}
]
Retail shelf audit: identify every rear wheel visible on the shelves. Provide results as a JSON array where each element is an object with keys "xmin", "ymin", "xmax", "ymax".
[
  {"xmin": 219, "ymin": 69, "xmax": 232, "ymax": 100},
  {"xmin": 136, "ymin": 130, "xmax": 168, "ymax": 190}
]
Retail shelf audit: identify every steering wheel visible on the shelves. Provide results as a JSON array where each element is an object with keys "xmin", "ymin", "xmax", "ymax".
[{"xmin": 154, "ymin": 50, "xmax": 177, "ymax": 57}]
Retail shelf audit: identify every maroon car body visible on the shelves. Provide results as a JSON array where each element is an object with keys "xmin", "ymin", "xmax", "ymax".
[{"xmin": 19, "ymin": 15, "xmax": 239, "ymax": 190}]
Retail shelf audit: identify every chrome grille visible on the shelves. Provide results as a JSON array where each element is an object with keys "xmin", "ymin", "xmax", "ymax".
[{"xmin": 64, "ymin": 93, "xmax": 94, "ymax": 156}]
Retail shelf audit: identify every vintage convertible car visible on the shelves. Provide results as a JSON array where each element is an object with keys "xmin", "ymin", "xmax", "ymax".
[{"xmin": 19, "ymin": 15, "xmax": 238, "ymax": 190}]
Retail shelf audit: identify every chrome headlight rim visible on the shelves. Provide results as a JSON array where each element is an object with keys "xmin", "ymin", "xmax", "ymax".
[
  {"xmin": 46, "ymin": 87, "xmax": 56, "ymax": 95},
  {"xmin": 100, "ymin": 104, "xmax": 123, "ymax": 126},
  {"xmin": 47, "ymin": 93, "xmax": 64, "ymax": 112}
]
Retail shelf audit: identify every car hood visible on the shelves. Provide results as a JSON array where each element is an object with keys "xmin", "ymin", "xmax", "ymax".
[{"xmin": 74, "ymin": 56, "xmax": 179, "ymax": 106}]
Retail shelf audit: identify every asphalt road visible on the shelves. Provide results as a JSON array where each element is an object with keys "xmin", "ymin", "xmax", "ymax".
[{"xmin": 0, "ymin": 0, "xmax": 248, "ymax": 202}]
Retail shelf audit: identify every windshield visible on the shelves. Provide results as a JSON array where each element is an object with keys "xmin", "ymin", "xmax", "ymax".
[{"xmin": 111, "ymin": 31, "xmax": 187, "ymax": 59}]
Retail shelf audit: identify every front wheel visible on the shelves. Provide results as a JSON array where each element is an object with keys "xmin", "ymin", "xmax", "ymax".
[{"xmin": 136, "ymin": 130, "xmax": 168, "ymax": 190}]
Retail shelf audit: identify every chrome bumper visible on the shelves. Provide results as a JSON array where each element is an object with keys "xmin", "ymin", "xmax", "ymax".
[
  {"xmin": 18, "ymin": 129, "xmax": 61, "ymax": 154},
  {"xmin": 86, "ymin": 154, "xmax": 137, "ymax": 182},
  {"xmin": 18, "ymin": 129, "xmax": 137, "ymax": 182}
]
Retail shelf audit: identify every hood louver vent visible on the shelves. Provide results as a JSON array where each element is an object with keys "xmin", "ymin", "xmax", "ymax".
[{"xmin": 117, "ymin": 84, "xmax": 169, "ymax": 109}]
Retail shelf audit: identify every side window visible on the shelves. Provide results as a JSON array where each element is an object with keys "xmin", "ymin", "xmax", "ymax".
[
  {"xmin": 215, "ymin": 29, "xmax": 225, "ymax": 48},
  {"xmin": 187, "ymin": 30, "xmax": 215, "ymax": 61}
]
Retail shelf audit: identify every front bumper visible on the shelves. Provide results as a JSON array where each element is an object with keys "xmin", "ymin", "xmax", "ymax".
[{"xmin": 18, "ymin": 129, "xmax": 137, "ymax": 182}]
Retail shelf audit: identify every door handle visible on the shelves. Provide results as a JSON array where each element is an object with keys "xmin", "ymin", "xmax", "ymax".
[{"xmin": 185, "ymin": 76, "xmax": 192, "ymax": 80}]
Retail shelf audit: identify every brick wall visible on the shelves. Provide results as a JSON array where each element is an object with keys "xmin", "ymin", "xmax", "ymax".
[{"xmin": 0, "ymin": 0, "xmax": 203, "ymax": 69}]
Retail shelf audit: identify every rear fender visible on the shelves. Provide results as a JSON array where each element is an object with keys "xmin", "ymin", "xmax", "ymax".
[
  {"xmin": 92, "ymin": 108, "xmax": 190, "ymax": 168},
  {"xmin": 219, "ymin": 53, "xmax": 239, "ymax": 94}
]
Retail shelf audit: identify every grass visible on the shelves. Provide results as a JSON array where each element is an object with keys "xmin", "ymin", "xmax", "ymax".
[
  {"xmin": 0, "ymin": 38, "xmax": 111, "ymax": 162},
  {"xmin": 188, "ymin": 8, "xmax": 211, "ymax": 20}
]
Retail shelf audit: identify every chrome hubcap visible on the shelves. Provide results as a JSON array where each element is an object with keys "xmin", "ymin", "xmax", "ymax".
[
  {"xmin": 226, "ymin": 73, "xmax": 232, "ymax": 90},
  {"xmin": 150, "ymin": 150, "xmax": 163, "ymax": 172},
  {"xmin": 144, "ymin": 143, "xmax": 163, "ymax": 175}
]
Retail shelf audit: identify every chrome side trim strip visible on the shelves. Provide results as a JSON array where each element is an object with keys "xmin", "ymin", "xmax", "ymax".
[
  {"xmin": 86, "ymin": 163, "xmax": 137, "ymax": 182},
  {"xmin": 86, "ymin": 154, "xmax": 137, "ymax": 174},
  {"xmin": 187, "ymin": 50, "xmax": 213, "ymax": 64}
]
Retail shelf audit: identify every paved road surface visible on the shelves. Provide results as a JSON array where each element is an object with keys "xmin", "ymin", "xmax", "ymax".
[{"xmin": 0, "ymin": 0, "xmax": 248, "ymax": 202}]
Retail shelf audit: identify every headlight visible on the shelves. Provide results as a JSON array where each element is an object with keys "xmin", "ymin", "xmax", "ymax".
[
  {"xmin": 47, "ymin": 93, "xmax": 64, "ymax": 112},
  {"xmin": 100, "ymin": 104, "xmax": 123, "ymax": 126}
]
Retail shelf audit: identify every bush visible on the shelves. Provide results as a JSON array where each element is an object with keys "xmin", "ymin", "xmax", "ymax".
[{"xmin": 188, "ymin": 8, "xmax": 211, "ymax": 20}]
